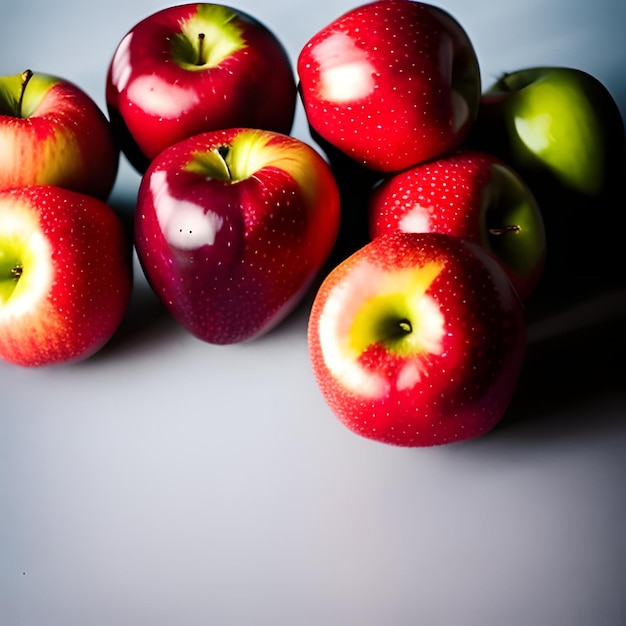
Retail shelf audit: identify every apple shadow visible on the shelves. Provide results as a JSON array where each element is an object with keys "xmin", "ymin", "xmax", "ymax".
[
  {"xmin": 107, "ymin": 194, "xmax": 137, "ymax": 242},
  {"xmin": 86, "ymin": 273, "xmax": 180, "ymax": 365},
  {"xmin": 78, "ymin": 191, "xmax": 184, "ymax": 362},
  {"xmin": 88, "ymin": 191, "xmax": 183, "ymax": 362},
  {"xmin": 459, "ymin": 165, "xmax": 626, "ymax": 446},
  {"xmin": 491, "ymin": 279, "xmax": 626, "ymax": 445},
  {"xmin": 495, "ymin": 137, "xmax": 626, "ymax": 402}
]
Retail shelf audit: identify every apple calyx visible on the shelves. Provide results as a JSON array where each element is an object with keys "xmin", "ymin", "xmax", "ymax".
[
  {"xmin": 0, "ymin": 213, "xmax": 51, "ymax": 312},
  {"xmin": 1, "ymin": 222, "xmax": 29, "ymax": 305},
  {"xmin": 0, "ymin": 256, "xmax": 22, "ymax": 304},
  {"xmin": 171, "ymin": 5, "xmax": 246, "ymax": 71},
  {"xmin": 317, "ymin": 258, "xmax": 448, "ymax": 402},
  {"xmin": 348, "ymin": 261, "xmax": 445, "ymax": 361}
]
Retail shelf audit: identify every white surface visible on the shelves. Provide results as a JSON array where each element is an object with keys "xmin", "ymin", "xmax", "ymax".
[{"xmin": 1, "ymin": 1, "xmax": 626, "ymax": 624}]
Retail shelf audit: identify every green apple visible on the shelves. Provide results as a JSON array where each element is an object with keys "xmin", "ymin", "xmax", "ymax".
[
  {"xmin": 469, "ymin": 66, "xmax": 625, "ymax": 198},
  {"xmin": 468, "ymin": 67, "xmax": 626, "ymax": 297}
]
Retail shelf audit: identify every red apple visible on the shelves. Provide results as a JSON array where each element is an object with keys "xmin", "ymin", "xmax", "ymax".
[
  {"xmin": 0, "ymin": 69, "xmax": 119, "ymax": 200},
  {"xmin": 369, "ymin": 150, "xmax": 546, "ymax": 300},
  {"xmin": 134, "ymin": 128, "xmax": 341, "ymax": 344},
  {"xmin": 308, "ymin": 231, "xmax": 527, "ymax": 447},
  {"xmin": 297, "ymin": 0, "xmax": 481, "ymax": 173},
  {"xmin": 0, "ymin": 186, "xmax": 133, "ymax": 367},
  {"xmin": 106, "ymin": 3, "xmax": 298, "ymax": 173}
]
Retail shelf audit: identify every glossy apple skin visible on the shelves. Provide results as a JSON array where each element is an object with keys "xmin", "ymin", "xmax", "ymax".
[
  {"xmin": 469, "ymin": 67, "xmax": 625, "ymax": 199},
  {"xmin": 135, "ymin": 128, "xmax": 340, "ymax": 344},
  {"xmin": 0, "ymin": 71, "xmax": 119, "ymax": 200},
  {"xmin": 0, "ymin": 186, "xmax": 133, "ymax": 367},
  {"xmin": 297, "ymin": 0, "xmax": 481, "ymax": 173},
  {"xmin": 106, "ymin": 3, "xmax": 297, "ymax": 173},
  {"xmin": 369, "ymin": 150, "xmax": 546, "ymax": 300},
  {"xmin": 467, "ymin": 67, "xmax": 626, "ymax": 295},
  {"xmin": 308, "ymin": 231, "xmax": 527, "ymax": 447}
]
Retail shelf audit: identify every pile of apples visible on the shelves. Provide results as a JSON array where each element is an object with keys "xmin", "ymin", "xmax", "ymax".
[{"xmin": 1, "ymin": 1, "xmax": 624, "ymax": 447}]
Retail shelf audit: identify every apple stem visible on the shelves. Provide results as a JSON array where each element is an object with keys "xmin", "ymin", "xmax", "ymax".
[
  {"xmin": 197, "ymin": 33, "xmax": 206, "ymax": 66},
  {"xmin": 11, "ymin": 265, "xmax": 23, "ymax": 281},
  {"xmin": 398, "ymin": 319, "xmax": 412, "ymax": 334},
  {"xmin": 19, "ymin": 69, "xmax": 33, "ymax": 118},
  {"xmin": 489, "ymin": 225, "xmax": 521, "ymax": 235}
]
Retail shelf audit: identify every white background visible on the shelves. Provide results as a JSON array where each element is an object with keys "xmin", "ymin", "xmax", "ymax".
[{"xmin": 1, "ymin": 0, "xmax": 625, "ymax": 624}]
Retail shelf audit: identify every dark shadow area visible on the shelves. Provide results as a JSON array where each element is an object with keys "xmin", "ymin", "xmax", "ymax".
[
  {"xmin": 107, "ymin": 194, "xmax": 137, "ymax": 242},
  {"xmin": 86, "ymin": 191, "xmax": 183, "ymax": 363},
  {"xmin": 506, "ymin": 289, "xmax": 626, "ymax": 418},
  {"xmin": 85, "ymin": 270, "xmax": 180, "ymax": 365},
  {"xmin": 493, "ymin": 189, "xmax": 626, "ymax": 441},
  {"xmin": 447, "ymin": 281, "xmax": 626, "ymax": 456},
  {"xmin": 307, "ymin": 125, "xmax": 383, "ymax": 268},
  {"xmin": 507, "ymin": 144, "xmax": 626, "ymax": 421}
]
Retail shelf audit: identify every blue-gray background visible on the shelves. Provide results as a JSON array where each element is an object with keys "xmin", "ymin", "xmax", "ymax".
[{"xmin": 1, "ymin": 1, "xmax": 625, "ymax": 624}]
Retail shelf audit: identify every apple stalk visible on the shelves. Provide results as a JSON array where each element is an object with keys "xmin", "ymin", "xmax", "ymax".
[
  {"xmin": 0, "ymin": 68, "xmax": 34, "ymax": 118},
  {"xmin": 18, "ymin": 69, "xmax": 33, "ymax": 117},
  {"xmin": 196, "ymin": 33, "xmax": 206, "ymax": 66},
  {"xmin": 489, "ymin": 225, "xmax": 521, "ymax": 235}
]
